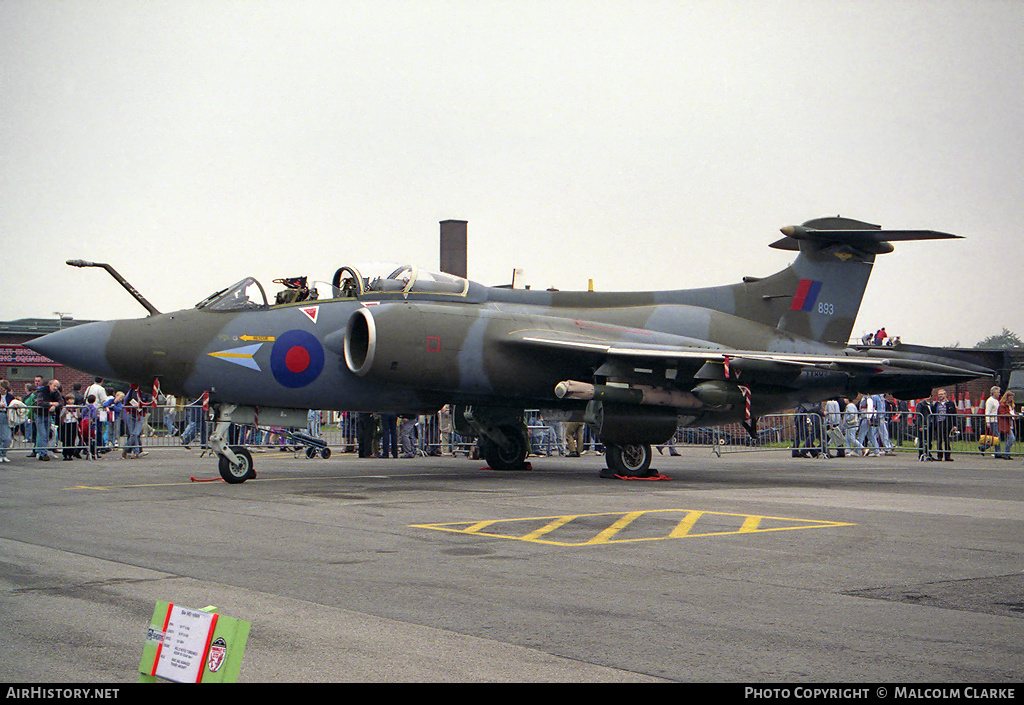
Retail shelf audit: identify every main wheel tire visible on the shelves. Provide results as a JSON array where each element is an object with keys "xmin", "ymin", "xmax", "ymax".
[
  {"xmin": 320, "ymin": 446, "xmax": 331, "ymax": 459},
  {"xmin": 605, "ymin": 443, "xmax": 653, "ymax": 477},
  {"xmin": 483, "ymin": 425, "xmax": 529, "ymax": 471},
  {"xmin": 218, "ymin": 445, "xmax": 255, "ymax": 483}
]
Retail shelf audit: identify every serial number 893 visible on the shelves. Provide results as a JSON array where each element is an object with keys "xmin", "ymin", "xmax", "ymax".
[{"xmin": 817, "ymin": 302, "xmax": 834, "ymax": 315}]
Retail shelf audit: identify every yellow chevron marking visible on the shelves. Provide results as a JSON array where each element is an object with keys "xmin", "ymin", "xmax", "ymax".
[{"xmin": 411, "ymin": 509, "xmax": 854, "ymax": 547}]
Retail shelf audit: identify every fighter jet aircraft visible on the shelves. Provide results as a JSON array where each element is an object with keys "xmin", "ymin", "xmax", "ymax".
[{"xmin": 28, "ymin": 216, "xmax": 991, "ymax": 482}]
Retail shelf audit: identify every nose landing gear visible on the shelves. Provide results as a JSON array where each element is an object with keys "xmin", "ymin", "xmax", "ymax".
[{"xmin": 218, "ymin": 445, "xmax": 255, "ymax": 484}]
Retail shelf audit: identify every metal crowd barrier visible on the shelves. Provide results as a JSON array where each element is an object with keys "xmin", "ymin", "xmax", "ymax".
[
  {"xmin": 690, "ymin": 410, "xmax": 923, "ymax": 457},
  {"xmin": 663, "ymin": 409, "xmax": 1020, "ymax": 459},
  {"xmin": 0, "ymin": 402, "xmax": 220, "ymax": 458},
  {"xmin": 1, "ymin": 404, "xmax": 1017, "ymax": 460}
]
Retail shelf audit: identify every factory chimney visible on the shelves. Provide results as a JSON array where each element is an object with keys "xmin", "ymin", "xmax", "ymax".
[{"xmin": 439, "ymin": 220, "xmax": 467, "ymax": 279}]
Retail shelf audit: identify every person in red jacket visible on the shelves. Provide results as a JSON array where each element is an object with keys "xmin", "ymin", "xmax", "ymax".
[{"xmin": 995, "ymin": 391, "xmax": 1016, "ymax": 459}]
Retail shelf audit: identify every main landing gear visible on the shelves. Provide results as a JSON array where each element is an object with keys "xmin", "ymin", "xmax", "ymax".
[
  {"xmin": 481, "ymin": 423, "xmax": 530, "ymax": 471},
  {"xmin": 602, "ymin": 442, "xmax": 654, "ymax": 478},
  {"xmin": 459, "ymin": 406, "xmax": 531, "ymax": 471}
]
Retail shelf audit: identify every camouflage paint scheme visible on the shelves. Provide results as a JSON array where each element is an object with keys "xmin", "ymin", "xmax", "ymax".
[{"xmin": 29, "ymin": 217, "xmax": 991, "ymax": 480}]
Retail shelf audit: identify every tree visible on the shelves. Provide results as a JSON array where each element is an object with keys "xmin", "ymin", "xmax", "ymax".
[{"xmin": 974, "ymin": 328, "xmax": 1024, "ymax": 349}]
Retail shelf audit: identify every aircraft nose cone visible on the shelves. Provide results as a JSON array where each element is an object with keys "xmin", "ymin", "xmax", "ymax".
[{"xmin": 25, "ymin": 321, "xmax": 119, "ymax": 380}]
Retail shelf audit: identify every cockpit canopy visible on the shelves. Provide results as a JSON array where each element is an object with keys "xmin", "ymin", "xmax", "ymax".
[
  {"xmin": 195, "ymin": 277, "xmax": 269, "ymax": 311},
  {"xmin": 194, "ymin": 265, "xmax": 469, "ymax": 312},
  {"xmin": 335, "ymin": 264, "xmax": 469, "ymax": 297}
]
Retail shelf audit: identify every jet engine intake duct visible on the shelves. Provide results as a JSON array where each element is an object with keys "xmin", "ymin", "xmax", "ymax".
[
  {"xmin": 342, "ymin": 303, "xmax": 442, "ymax": 386},
  {"xmin": 344, "ymin": 307, "xmax": 376, "ymax": 376}
]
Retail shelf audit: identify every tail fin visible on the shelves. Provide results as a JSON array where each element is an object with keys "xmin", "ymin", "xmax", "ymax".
[{"xmin": 737, "ymin": 217, "xmax": 960, "ymax": 345}]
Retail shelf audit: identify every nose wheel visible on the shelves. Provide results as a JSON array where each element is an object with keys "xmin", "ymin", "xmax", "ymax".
[
  {"xmin": 218, "ymin": 445, "xmax": 255, "ymax": 484},
  {"xmin": 209, "ymin": 404, "xmax": 258, "ymax": 483}
]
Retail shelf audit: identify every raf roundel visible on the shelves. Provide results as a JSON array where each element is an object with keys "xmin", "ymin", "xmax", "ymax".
[{"xmin": 270, "ymin": 330, "xmax": 325, "ymax": 388}]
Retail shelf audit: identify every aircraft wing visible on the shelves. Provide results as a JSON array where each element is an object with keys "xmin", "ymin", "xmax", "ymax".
[
  {"xmin": 515, "ymin": 334, "xmax": 885, "ymax": 371},
  {"xmin": 511, "ymin": 332, "xmax": 987, "ymax": 378}
]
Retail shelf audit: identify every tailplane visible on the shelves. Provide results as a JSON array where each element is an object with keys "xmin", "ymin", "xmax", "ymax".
[
  {"xmin": 736, "ymin": 217, "xmax": 960, "ymax": 345},
  {"xmin": 769, "ymin": 216, "xmax": 960, "ymax": 255}
]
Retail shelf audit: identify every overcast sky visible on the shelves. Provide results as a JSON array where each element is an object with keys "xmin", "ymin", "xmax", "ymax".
[{"xmin": 3, "ymin": 0, "xmax": 1021, "ymax": 347}]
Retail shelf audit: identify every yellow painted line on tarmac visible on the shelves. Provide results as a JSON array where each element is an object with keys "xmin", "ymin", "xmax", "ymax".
[
  {"xmin": 587, "ymin": 510, "xmax": 645, "ymax": 545},
  {"xmin": 64, "ymin": 481, "xmax": 211, "ymax": 490},
  {"xmin": 668, "ymin": 510, "xmax": 704, "ymax": 538},
  {"xmin": 412, "ymin": 508, "xmax": 855, "ymax": 547},
  {"xmin": 61, "ymin": 473, "xmax": 397, "ymax": 491},
  {"xmin": 520, "ymin": 515, "xmax": 577, "ymax": 542},
  {"xmin": 464, "ymin": 519, "xmax": 501, "ymax": 533},
  {"xmin": 739, "ymin": 515, "xmax": 764, "ymax": 532}
]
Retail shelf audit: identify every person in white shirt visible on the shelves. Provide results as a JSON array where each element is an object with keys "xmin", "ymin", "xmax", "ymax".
[
  {"xmin": 86, "ymin": 377, "xmax": 110, "ymax": 448},
  {"xmin": 823, "ymin": 397, "xmax": 845, "ymax": 458},
  {"xmin": 84, "ymin": 377, "xmax": 108, "ymax": 407},
  {"xmin": 0, "ymin": 379, "xmax": 13, "ymax": 462},
  {"xmin": 843, "ymin": 396, "xmax": 865, "ymax": 455},
  {"xmin": 980, "ymin": 386, "xmax": 1001, "ymax": 454},
  {"xmin": 856, "ymin": 394, "xmax": 880, "ymax": 456}
]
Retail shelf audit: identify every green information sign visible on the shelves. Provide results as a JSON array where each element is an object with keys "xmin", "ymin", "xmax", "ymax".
[{"xmin": 139, "ymin": 602, "xmax": 250, "ymax": 683}]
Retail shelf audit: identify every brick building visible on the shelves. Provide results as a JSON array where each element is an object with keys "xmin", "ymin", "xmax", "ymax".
[{"xmin": 1, "ymin": 318, "xmax": 98, "ymax": 394}]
